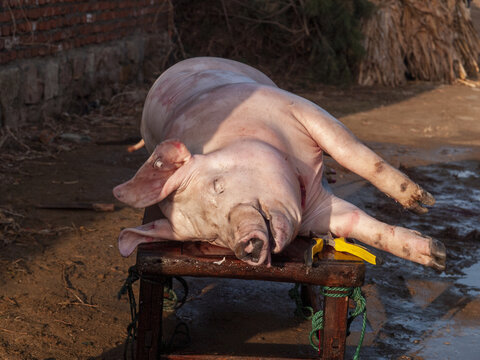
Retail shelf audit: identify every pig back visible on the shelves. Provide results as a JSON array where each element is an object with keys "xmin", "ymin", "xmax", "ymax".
[{"xmin": 140, "ymin": 57, "xmax": 277, "ymax": 152}]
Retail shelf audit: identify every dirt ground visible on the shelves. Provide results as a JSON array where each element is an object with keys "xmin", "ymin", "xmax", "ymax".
[
  {"xmin": 1, "ymin": 75, "xmax": 479, "ymax": 359},
  {"xmin": 1, "ymin": 8, "xmax": 480, "ymax": 358}
]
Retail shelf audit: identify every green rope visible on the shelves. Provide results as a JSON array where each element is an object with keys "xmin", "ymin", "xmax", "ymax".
[
  {"xmin": 349, "ymin": 287, "xmax": 367, "ymax": 360},
  {"xmin": 291, "ymin": 285, "xmax": 367, "ymax": 360},
  {"xmin": 309, "ymin": 287, "xmax": 352, "ymax": 351},
  {"xmin": 163, "ymin": 287, "xmax": 178, "ymax": 312}
]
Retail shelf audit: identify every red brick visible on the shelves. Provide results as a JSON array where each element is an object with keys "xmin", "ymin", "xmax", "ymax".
[
  {"xmin": 17, "ymin": 21, "xmax": 33, "ymax": 33},
  {"xmin": 30, "ymin": 32, "xmax": 48, "ymax": 44},
  {"xmin": 51, "ymin": 6, "xmax": 68, "ymax": 17},
  {"xmin": 0, "ymin": 0, "xmax": 169, "ymax": 59},
  {"xmin": 19, "ymin": 33, "xmax": 32, "ymax": 46},
  {"xmin": 43, "ymin": 7, "xmax": 54, "ymax": 17},
  {"xmin": 65, "ymin": 15, "xmax": 83, "ymax": 26},
  {"xmin": 0, "ymin": 12, "xmax": 10, "ymax": 23},
  {"xmin": 9, "ymin": 9, "xmax": 23, "ymax": 20},
  {"xmin": 50, "ymin": 28, "xmax": 72, "ymax": 41},
  {"xmin": 73, "ymin": 3, "xmax": 87, "ymax": 13},
  {"xmin": 18, "ymin": 47, "xmax": 32, "ymax": 59},
  {"xmin": 37, "ymin": 19, "xmax": 50, "ymax": 31},
  {"xmin": 26, "ymin": 7, "xmax": 44, "ymax": 20},
  {"xmin": 64, "ymin": 28, "xmax": 74, "ymax": 40},
  {"xmin": 1, "ymin": 24, "xmax": 12, "ymax": 36},
  {"xmin": 98, "ymin": 2, "xmax": 112, "ymax": 10},
  {"xmin": 106, "ymin": 1, "xmax": 119, "ymax": 10},
  {"xmin": 97, "ymin": 11, "xmax": 116, "ymax": 21},
  {"xmin": 103, "ymin": 22, "xmax": 117, "ymax": 32}
]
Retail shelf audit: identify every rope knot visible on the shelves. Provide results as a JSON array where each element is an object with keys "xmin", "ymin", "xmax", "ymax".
[{"xmin": 290, "ymin": 284, "xmax": 367, "ymax": 360}]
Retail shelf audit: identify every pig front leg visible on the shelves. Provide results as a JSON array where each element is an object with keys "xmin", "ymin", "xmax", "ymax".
[
  {"xmin": 293, "ymin": 101, "xmax": 435, "ymax": 214},
  {"xmin": 310, "ymin": 193, "xmax": 446, "ymax": 270}
]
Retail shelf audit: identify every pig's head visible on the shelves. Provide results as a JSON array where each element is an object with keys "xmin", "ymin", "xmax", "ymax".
[{"xmin": 113, "ymin": 139, "xmax": 302, "ymax": 266}]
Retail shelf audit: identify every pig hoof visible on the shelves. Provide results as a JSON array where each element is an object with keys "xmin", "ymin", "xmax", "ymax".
[
  {"xmin": 421, "ymin": 191, "xmax": 436, "ymax": 206},
  {"xmin": 408, "ymin": 190, "xmax": 436, "ymax": 215},
  {"xmin": 234, "ymin": 237, "xmax": 264, "ymax": 263},
  {"xmin": 409, "ymin": 203, "xmax": 429, "ymax": 215},
  {"xmin": 429, "ymin": 238, "xmax": 446, "ymax": 272}
]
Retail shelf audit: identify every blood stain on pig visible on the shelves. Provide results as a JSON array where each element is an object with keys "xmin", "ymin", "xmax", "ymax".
[
  {"xmin": 172, "ymin": 141, "xmax": 184, "ymax": 151},
  {"xmin": 342, "ymin": 210, "xmax": 360, "ymax": 238},
  {"xmin": 297, "ymin": 176, "xmax": 306, "ymax": 209}
]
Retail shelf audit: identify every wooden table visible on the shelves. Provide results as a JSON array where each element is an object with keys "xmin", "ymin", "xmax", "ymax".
[{"xmin": 134, "ymin": 236, "xmax": 365, "ymax": 359}]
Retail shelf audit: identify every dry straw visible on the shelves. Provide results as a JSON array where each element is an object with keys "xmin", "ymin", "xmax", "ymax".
[{"xmin": 358, "ymin": 0, "xmax": 480, "ymax": 86}]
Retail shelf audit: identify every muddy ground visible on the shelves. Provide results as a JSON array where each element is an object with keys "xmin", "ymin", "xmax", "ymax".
[{"xmin": 1, "ymin": 73, "xmax": 479, "ymax": 360}]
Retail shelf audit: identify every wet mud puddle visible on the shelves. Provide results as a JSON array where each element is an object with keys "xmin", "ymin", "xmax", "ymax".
[{"xmin": 345, "ymin": 157, "xmax": 480, "ymax": 359}]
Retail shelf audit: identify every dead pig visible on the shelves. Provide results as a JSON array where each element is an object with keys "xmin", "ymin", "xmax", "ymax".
[{"xmin": 113, "ymin": 57, "xmax": 446, "ymax": 271}]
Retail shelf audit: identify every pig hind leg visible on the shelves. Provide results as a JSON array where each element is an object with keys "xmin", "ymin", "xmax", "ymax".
[{"xmin": 326, "ymin": 195, "xmax": 446, "ymax": 271}]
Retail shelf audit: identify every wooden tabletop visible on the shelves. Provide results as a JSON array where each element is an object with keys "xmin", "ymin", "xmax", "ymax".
[{"xmin": 136, "ymin": 238, "xmax": 365, "ymax": 287}]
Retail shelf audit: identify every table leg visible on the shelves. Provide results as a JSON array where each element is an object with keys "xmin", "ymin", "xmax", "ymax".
[
  {"xmin": 136, "ymin": 276, "xmax": 166, "ymax": 360},
  {"xmin": 320, "ymin": 292, "xmax": 349, "ymax": 359}
]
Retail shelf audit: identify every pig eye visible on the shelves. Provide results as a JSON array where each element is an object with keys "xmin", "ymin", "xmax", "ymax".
[
  {"xmin": 213, "ymin": 177, "xmax": 225, "ymax": 194},
  {"xmin": 154, "ymin": 159, "xmax": 163, "ymax": 169}
]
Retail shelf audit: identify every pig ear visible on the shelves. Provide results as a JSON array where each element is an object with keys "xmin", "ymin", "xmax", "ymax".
[
  {"xmin": 268, "ymin": 210, "xmax": 295, "ymax": 254},
  {"xmin": 118, "ymin": 219, "xmax": 179, "ymax": 256},
  {"xmin": 113, "ymin": 139, "xmax": 191, "ymax": 208}
]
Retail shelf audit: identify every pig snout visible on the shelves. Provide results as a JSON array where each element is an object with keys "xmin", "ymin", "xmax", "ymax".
[
  {"xmin": 234, "ymin": 232, "xmax": 269, "ymax": 265},
  {"xmin": 228, "ymin": 204, "xmax": 272, "ymax": 266}
]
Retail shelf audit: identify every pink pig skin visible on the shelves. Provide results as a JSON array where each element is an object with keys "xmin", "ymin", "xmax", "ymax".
[{"xmin": 113, "ymin": 57, "xmax": 446, "ymax": 271}]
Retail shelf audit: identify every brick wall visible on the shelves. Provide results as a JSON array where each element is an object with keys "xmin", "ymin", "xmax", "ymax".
[
  {"xmin": 0, "ymin": 0, "xmax": 167, "ymax": 65},
  {"xmin": 0, "ymin": 0, "xmax": 172, "ymax": 127}
]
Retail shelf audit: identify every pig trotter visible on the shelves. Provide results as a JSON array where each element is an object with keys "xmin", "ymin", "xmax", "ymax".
[
  {"xmin": 234, "ymin": 237, "xmax": 264, "ymax": 263},
  {"xmin": 421, "ymin": 190, "xmax": 436, "ymax": 206},
  {"xmin": 428, "ymin": 238, "xmax": 446, "ymax": 272},
  {"xmin": 407, "ymin": 190, "xmax": 436, "ymax": 215},
  {"xmin": 409, "ymin": 203, "xmax": 429, "ymax": 215}
]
